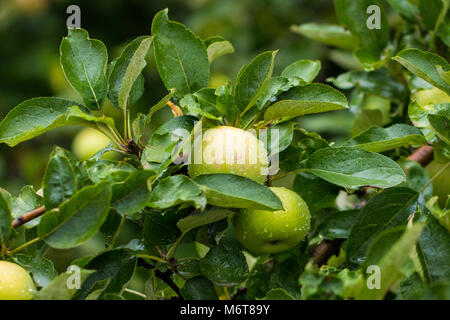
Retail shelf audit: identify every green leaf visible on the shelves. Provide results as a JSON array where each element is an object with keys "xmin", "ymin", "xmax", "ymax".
[
  {"xmin": 299, "ymin": 263, "xmax": 362, "ymax": 299},
  {"xmin": 38, "ymin": 182, "xmax": 111, "ymax": 249},
  {"xmin": 144, "ymin": 210, "xmax": 181, "ymax": 247},
  {"xmin": 428, "ymin": 114, "xmax": 450, "ymax": 144},
  {"xmin": 328, "ymin": 69, "xmax": 407, "ymax": 102},
  {"xmin": 318, "ymin": 210, "xmax": 360, "ymax": 240},
  {"xmin": 418, "ymin": 0, "xmax": 448, "ymax": 33},
  {"xmin": 423, "ymin": 282, "xmax": 450, "ymax": 299},
  {"xmin": 193, "ymin": 174, "xmax": 283, "ymax": 210},
  {"xmin": 361, "ymin": 226, "xmax": 405, "ymax": 271},
  {"xmin": 148, "ymin": 175, "xmax": 206, "ymax": 210},
  {"xmin": 180, "ymin": 90, "xmax": 221, "ymax": 120},
  {"xmin": 146, "ymin": 88, "xmax": 176, "ymax": 123},
  {"xmin": 15, "ymin": 254, "xmax": 58, "ymax": 287},
  {"xmin": 206, "ymin": 40, "xmax": 234, "ymax": 63},
  {"xmin": 111, "ymin": 170, "xmax": 155, "ymax": 216},
  {"xmin": 386, "ymin": 0, "xmax": 419, "ymax": 21},
  {"xmin": 351, "ymin": 109, "xmax": 384, "ymax": 137},
  {"xmin": 234, "ymin": 51, "xmax": 277, "ymax": 115},
  {"xmin": 291, "ymin": 23, "xmax": 356, "ymax": 50},
  {"xmin": 177, "ymin": 259, "xmax": 203, "ymax": 279},
  {"xmin": 263, "ymin": 84, "xmax": 348, "ymax": 123},
  {"xmin": 398, "ymin": 159, "xmax": 433, "ymax": 199},
  {"xmin": 416, "ymin": 210, "xmax": 450, "ymax": 283},
  {"xmin": 292, "ymin": 172, "xmax": 339, "ymax": 213},
  {"xmin": 64, "ymin": 105, "xmax": 117, "ymax": 129},
  {"xmin": 60, "ymin": 28, "xmax": 108, "ymax": 110},
  {"xmin": 0, "ymin": 188, "xmax": 12, "ymax": 245},
  {"xmin": 199, "ymin": 238, "xmax": 249, "ymax": 286},
  {"xmin": 255, "ymin": 76, "xmax": 292, "ymax": 111},
  {"xmin": 151, "ymin": 9, "xmax": 209, "ymax": 95},
  {"xmin": 437, "ymin": 64, "xmax": 450, "ymax": 85},
  {"xmin": 141, "ymin": 115, "xmax": 196, "ymax": 168},
  {"xmin": 393, "ymin": 49, "xmax": 450, "ymax": 95},
  {"xmin": 399, "ymin": 273, "xmax": 425, "ymax": 300},
  {"xmin": 341, "ymin": 124, "xmax": 427, "ymax": 152},
  {"xmin": 132, "ymin": 113, "xmax": 146, "ymax": 144},
  {"xmin": 305, "ymin": 147, "xmax": 406, "ymax": 189},
  {"xmin": 193, "ymin": 88, "xmax": 221, "ymax": 118},
  {"xmin": 85, "ymin": 159, "xmax": 136, "ymax": 184},
  {"xmin": 408, "ymin": 100, "xmax": 449, "ymax": 141},
  {"xmin": 0, "ymin": 98, "xmax": 82, "ymax": 147},
  {"xmin": 347, "ymin": 188, "xmax": 418, "ymax": 263},
  {"xmin": 73, "ymin": 249, "xmax": 136, "ymax": 299},
  {"xmin": 216, "ymin": 84, "xmax": 238, "ymax": 124},
  {"xmin": 426, "ymin": 196, "xmax": 450, "ymax": 232},
  {"xmin": 281, "ymin": 60, "xmax": 321, "ymax": 84},
  {"xmin": 334, "ymin": 0, "xmax": 389, "ymax": 69},
  {"xmin": 437, "ymin": 17, "xmax": 450, "ymax": 47},
  {"xmin": 108, "ymin": 36, "xmax": 152, "ymax": 109},
  {"xmin": 35, "ymin": 270, "xmax": 93, "ymax": 300},
  {"xmin": 263, "ymin": 121, "xmax": 295, "ymax": 157},
  {"xmin": 43, "ymin": 152, "xmax": 78, "ymax": 210},
  {"xmin": 355, "ymin": 224, "xmax": 425, "ymax": 300},
  {"xmin": 258, "ymin": 288, "xmax": 295, "ymax": 300},
  {"xmin": 278, "ymin": 128, "xmax": 329, "ymax": 171},
  {"xmin": 181, "ymin": 276, "xmax": 218, "ymax": 300},
  {"xmin": 176, "ymin": 206, "xmax": 235, "ymax": 233},
  {"xmin": 0, "ymin": 98, "xmax": 117, "ymax": 148}
]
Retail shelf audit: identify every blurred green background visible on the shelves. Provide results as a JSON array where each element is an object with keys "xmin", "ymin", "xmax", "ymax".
[{"xmin": 0, "ymin": 0, "xmax": 345, "ymax": 194}]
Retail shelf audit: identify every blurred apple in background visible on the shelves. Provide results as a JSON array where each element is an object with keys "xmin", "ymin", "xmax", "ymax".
[
  {"xmin": 72, "ymin": 127, "xmax": 116, "ymax": 160},
  {"xmin": 413, "ymin": 87, "xmax": 450, "ymax": 106}
]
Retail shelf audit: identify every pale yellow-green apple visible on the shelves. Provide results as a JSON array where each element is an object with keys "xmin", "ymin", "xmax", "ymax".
[
  {"xmin": 188, "ymin": 126, "xmax": 269, "ymax": 184},
  {"xmin": 209, "ymin": 73, "xmax": 231, "ymax": 89},
  {"xmin": 426, "ymin": 160, "xmax": 450, "ymax": 208},
  {"xmin": 0, "ymin": 261, "xmax": 36, "ymax": 300},
  {"xmin": 413, "ymin": 87, "xmax": 450, "ymax": 106},
  {"xmin": 232, "ymin": 187, "xmax": 311, "ymax": 254},
  {"xmin": 72, "ymin": 127, "xmax": 115, "ymax": 160}
]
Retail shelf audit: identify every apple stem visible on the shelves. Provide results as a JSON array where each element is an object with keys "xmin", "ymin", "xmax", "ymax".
[
  {"xmin": 123, "ymin": 107, "xmax": 128, "ymax": 140},
  {"xmin": 7, "ymin": 238, "xmax": 41, "ymax": 255},
  {"xmin": 11, "ymin": 206, "xmax": 45, "ymax": 228},
  {"xmin": 137, "ymin": 258, "xmax": 184, "ymax": 299}
]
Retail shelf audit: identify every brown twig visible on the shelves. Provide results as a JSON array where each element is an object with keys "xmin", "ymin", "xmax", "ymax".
[
  {"xmin": 311, "ymin": 145, "xmax": 434, "ymax": 266},
  {"xmin": 311, "ymin": 239, "xmax": 344, "ymax": 266},
  {"xmin": 137, "ymin": 258, "xmax": 184, "ymax": 300},
  {"xmin": 11, "ymin": 206, "xmax": 45, "ymax": 228},
  {"xmin": 231, "ymin": 287, "xmax": 248, "ymax": 300},
  {"xmin": 125, "ymin": 138, "xmax": 141, "ymax": 157},
  {"xmin": 407, "ymin": 145, "xmax": 434, "ymax": 166}
]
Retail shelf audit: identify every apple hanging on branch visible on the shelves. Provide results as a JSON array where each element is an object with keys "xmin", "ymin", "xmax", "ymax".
[
  {"xmin": 232, "ymin": 187, "xmax": 311, "ymax": 254},
  {"xmin": 188, "ymin": 126, "xmax": 269, "ymax": 184},
  {"xmin": 0, "ymin": 261, "xmax": 36, "ymax": 300}
]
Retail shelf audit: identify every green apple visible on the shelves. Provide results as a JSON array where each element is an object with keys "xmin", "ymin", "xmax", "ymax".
[
  {"xmin": 0, "ymin": 261, "xmax": 36, "ymax": 300},
  {"xmin": 188, "ymin": 126, "xmax": 269, "ymax": 184},
  {"xmin": 426, "ymin": 160, "xmax": 450, "ymax": 208},
  {"xmin": 413, "ymin": 87, "xmax": 450, "ymax": 107},
  {"xmin": 72, "ymin": 127, "xmax": 115, "ymax": 160},
  {"xmin": 232, "ymin": 187, "xmax": 311, "ymax": 254}
]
